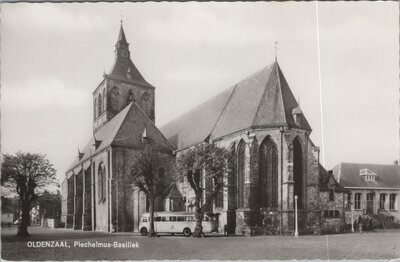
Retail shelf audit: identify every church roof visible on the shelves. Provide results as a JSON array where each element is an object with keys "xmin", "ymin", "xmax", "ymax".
[
  {"xmin": 66, "ymin": 102, "xmax": 174, "ymax": 173},
  {"xmin": 332, "ymin": 163, "xmax": 400, "ymax": 189},
  {"xmin": 160, "ymin": 61, "xmax": 312, "ymax": 150},
  {"xmin": 107, "ymin": 59, "xmax": 153, "ymax": 88}
]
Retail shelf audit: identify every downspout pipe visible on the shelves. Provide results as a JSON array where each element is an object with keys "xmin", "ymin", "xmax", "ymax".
[{"xmin": 280, "ymin": 126, "xmax": 284, "ymax": 235}]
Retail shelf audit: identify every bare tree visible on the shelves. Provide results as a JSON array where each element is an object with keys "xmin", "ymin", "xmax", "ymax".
[
  {"xmin": 176, "ymin": 143, "xmax": 232, "ymax": 237},
  {"xmin": 128, "ymin": 145, "xmax": 174, "ymax": 237},
  {"xmin": 1, "ymin": 152, "xmax": 57, "ymax": 237}
]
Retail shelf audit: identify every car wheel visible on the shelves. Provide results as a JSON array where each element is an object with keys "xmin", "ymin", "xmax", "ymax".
[
  {"xmin": 183, "ymin": 228, "xmax": 191, "ymax": 237},
  {"xmin": 140, "ymin": 227, "xmax": 148, "ymax": 236}
]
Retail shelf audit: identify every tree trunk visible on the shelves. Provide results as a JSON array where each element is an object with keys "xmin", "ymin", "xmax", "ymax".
[
  {"xmin": 148, "ymin": 197, "xmax": 156, "ymax": 238},
  {"xmin": 17, "ymin": 203, "xmax": 30, "ymax": 237},
  {"xmin": 192, "ymin": 195, "xmax": 205, "ymax": 238}
]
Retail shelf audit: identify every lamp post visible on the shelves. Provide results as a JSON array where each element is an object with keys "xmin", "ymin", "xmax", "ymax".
[
  {"xmin": 346, "ymin": 199, "xmax": 354, "ymax": 233},
  {"xmin": 350, "ymin": 200, "xmax": 354, "ymax": 233},
  {"xmin": 294, "ymin": 195, "xmax": 298, "ymax": 237}
]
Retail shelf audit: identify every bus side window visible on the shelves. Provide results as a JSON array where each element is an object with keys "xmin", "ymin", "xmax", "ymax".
[
  {"xmin": 161, "ymin": 217, "xmax": 167, "ymax": 222},
  {"xmin": 170, "ymin": 216, "xmax": 177, "ymax": 222},
  {"xmin": 186, "ymin": 216, "xmax": 195, "ymax": 222},
  {"xmin": 154, "ymin": 217, "xmax": 161, "ymax": 222},
  {"xmin": 142, "ymin": 218, "xmax": 147, "ymax": 222},
  {"xmin": 177, "ymin": 216, "xmax": 184, "ymax": 222}
]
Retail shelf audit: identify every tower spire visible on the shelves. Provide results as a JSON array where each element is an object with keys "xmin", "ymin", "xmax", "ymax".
[{"xmin": 118, "ymin": 22, "xmax": 127, "ymax": 43}]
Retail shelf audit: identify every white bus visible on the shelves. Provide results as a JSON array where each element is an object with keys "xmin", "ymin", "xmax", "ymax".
[{"xmin": 139, "ymin": 211, "xmax": 216, "ymax": 237}]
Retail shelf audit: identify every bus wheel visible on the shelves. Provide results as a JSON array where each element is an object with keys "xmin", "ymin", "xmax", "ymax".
[
  {"xmin": 140, "ymin": 227, "xmax": 148, "ymax": 236},
  {"xmin": 183, "ymin": 228, "xmax": 191, "ymax": 237}
]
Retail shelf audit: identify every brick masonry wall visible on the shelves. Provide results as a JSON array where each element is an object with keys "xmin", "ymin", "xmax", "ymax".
[
  {"xmin": 112, "ymin": 147, "xmax": 174, "ymax": 232},
  {"xmin": 319, "ymin": 191, "xmax": 345, "ymax": 233},
  {"xmin": 92, "ymin": 150, "xmax": 109, "ymax": 232},
  {"xmin": 61, "ymin": 179, "xmax": 68, "ymax": 223},
  {"xmin": 172, "ymin": 127, "xmax": 344, "ymax": 235}
]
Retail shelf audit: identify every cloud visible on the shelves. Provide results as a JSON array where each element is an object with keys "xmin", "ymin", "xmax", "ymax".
[
  {"xmin": 2, "ymin": 77, "xmax": 90, "ymax": 110},
  {"xmin": 142, "ymin": 5, "xmax": 274, "ymax": 46},
  {"xmin": 3, "ymin": 4, "xmax": 108, "ymax": 33}
]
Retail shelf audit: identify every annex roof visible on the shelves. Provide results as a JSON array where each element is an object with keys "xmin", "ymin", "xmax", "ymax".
[
  {"xmin": 160, "ymin": 61, "xmax": 311, "ymax": 150},
  {"xmin": 332, "ymin": 163, "xmax": 400, "ymax": 189},
  {"xmin": 66, "ymin": 102, "xmax": 174, "ymax": 173}
]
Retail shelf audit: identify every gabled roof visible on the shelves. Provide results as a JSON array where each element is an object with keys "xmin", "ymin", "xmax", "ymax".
[
  {"xmin": 319, "ymin": 164, "xmax": 346, "ymax": 192},
  {"xmin": 163, "ymin": 184, "xmax": 183, "ymax": 199},
  {"xmin": 160, "ymin": 61, "xmax": 312, "ymax": 150},
  {"xmin": 67, "ymin": 102, "xmax": 174, "ymax": 173},
  {"xmin": 332, "ymin": 163, "xmax": 400, "ymax": 189}
]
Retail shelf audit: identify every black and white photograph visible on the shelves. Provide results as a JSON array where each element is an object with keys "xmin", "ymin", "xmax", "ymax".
[{"xmin": 1, "ymin": 1, "xmax": 399, "ymax": 261}]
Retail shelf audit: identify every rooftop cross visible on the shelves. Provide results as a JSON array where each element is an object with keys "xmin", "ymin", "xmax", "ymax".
[{"xmin": 274, "ymin": 41, "xmax": 278, "ymax": 62}]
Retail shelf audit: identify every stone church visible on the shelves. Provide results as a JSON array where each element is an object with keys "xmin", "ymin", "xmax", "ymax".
[{"xmin": 61, "ymin": 24, "xmax": 345, "ymax": 235}]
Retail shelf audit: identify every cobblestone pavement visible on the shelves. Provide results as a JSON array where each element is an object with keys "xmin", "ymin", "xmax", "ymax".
[{"xmin": 2, "ymin": 226, "xmax": 399, "ymax": 260}]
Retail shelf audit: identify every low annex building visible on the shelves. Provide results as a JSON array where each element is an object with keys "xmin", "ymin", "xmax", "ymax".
[
  {"xmin": 333, "ymin": 162, "xmax": 400, "ymax": 226},
  {"xmin": 61, "ymin": 24, "xmax": 345, "ymax": 235}
]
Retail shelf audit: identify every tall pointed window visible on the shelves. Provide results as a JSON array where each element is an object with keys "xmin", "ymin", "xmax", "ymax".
[
  {"xmin": 103, "ymin": 89, "xmax": 106, "ymax": 113},
  {"xmin": 237, "ymin": 140, "xmax": 246, "ymax": 208},
  {"xmin": 259, "ymin": 137, "xmax": 278, "ymax": 208},
  {"xmin": 293, "ymin": 137, "xmax": 303, "ymax": 209},
  {"xmin": 97, "ymin": 163, "xmax": 107, "ymax": 203},
  {"xmin": 98, "ymin": 94, "xmax": 102, "ymax": 117},
  {"xmin": 127, "ymin": 89, "xmax": 135, "ymax": 103},
  {"xmin": 94, "ymin": 97, "xmax": 97, "ymax": 119}
]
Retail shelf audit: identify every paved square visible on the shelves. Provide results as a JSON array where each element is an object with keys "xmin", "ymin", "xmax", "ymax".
[{"xmin": 2, "ymin": 226, "xmax": 399, "ymax": 260}]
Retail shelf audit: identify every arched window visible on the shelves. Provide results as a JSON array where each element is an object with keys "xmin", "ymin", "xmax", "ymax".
[
  {"xmin": 127, "ymin": 89, "xmax": 135, "ymax": 103},
  {"xmin": 98, "ymin": 163, "xmax": 106, "ymax": 203},
  {"xmin": 259, "ymin": 136, "xmax": 278, "ymax": 208},
  {"xmin": 141, "ymin": 92, "xmax": 151, "ymax": 116},
  {"xmin": 227, "ymin": 144, "xmax": 236, "ymax": 210},
  {"xmin": 237, "ymin": 140, "xmax": 246, "ymax": 208},
  {"xmin": 110, "ymin": 86, "xmax": 120, "ymax": 111},
  {"xmin": 293, "ymin": 137, "xmax": 303, "ymax": 209},
  {"xmin": 215, "ymin": 173, "xmax": 224, "ymax": 208},
  {"xmin": 94, "ymin": 97, "xmax": 97, "ymax": 119},
  {"xmin": 98, "ymin": 93, "xmax": 102, "ymax": 117},
  {"xmin": 103, "ymin": 89, "xmax": 106, "ymax": 112}
]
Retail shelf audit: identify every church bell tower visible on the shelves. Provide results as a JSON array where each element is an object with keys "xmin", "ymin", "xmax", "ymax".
[{"xmin": 93, "ymin": 22, "xmax": 155, "ymax": 132}]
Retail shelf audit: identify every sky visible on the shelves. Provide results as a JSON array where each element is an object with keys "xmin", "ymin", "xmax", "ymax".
[{"xmin": 1, "ymin": 2, "xmax": 398, "ymax": 185}]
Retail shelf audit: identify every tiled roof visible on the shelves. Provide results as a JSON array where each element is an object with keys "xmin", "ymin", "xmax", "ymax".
[
  {"xmin": 160, "ymin": 85, "xmax": 235, "ymax": 150},
  {"xmin": 66, "ymin": 102, "xmax": 174, "ymax": 173},
  {"xmin": 160, "ymin": 61, "xmax": 312, "ymax": 150},
  {"xmin": 332, "ymin": 163, "xmax": 400, "ymax": 189},
  {"xmin": 108, "ymin": 58, "xmax": 153, "ymax": 88}
]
